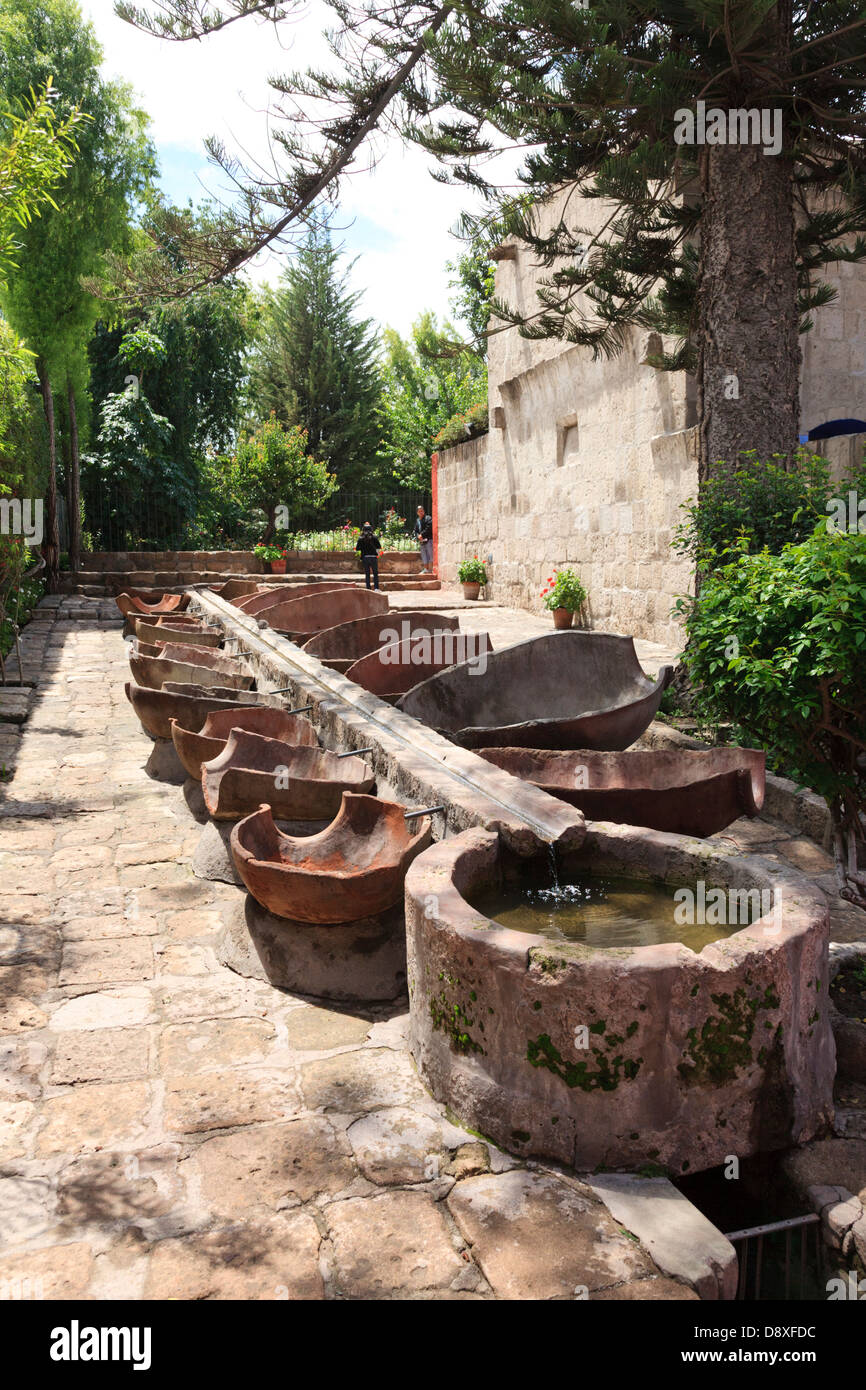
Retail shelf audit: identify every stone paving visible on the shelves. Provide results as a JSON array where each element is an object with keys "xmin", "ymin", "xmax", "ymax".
[
  {"xmin": 1, "ymin": 595, "xmax": 863, "ymax": 1300},
  {"xmin": 0, "ymin": 598, "xmax": 697, "ymax": 1300}
]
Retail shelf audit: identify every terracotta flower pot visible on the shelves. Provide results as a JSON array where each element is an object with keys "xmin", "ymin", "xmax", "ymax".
[
  {"xmin": 552, "ymin": 607, "xmax": 574, "ymax": 630},
  {"xmin": 267, "ymin": 558, "xmax": 287, "ymax": 574},
  {"xmin": 462, "ymin": 582, "xmax": 481, "ymax": 600}
]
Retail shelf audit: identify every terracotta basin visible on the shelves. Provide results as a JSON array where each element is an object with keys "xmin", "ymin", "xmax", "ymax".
[
  {"xmin": 397, "ymin": 632, "xmax": 675, "ymax": 750},
  {"xmin": 477, "ymin": 747, "xmax": 766, "ymax": 836},
  {"xmin": 345, "ymin": 632, "xmax": 494, "ymax": 701},
  {"xmin": 133, "ymin": 619, "xmax": 223, "ymax": 649},
  {"xmin": 302, "ymin": 610, "xmax": 460, "ymax": 674},
  {"xmin": 129, "ymin": 652, "xmax": 253, "ymax": 692},
  {"xmin": 212, "ymin": 578, "xmax": 260, "ymax": 601},
  {"xmin": 235, "ymin": 582, "xmax": 354, "ymax": 617},
  {"xmin": 125, "ymin": 681, "xmax": 265, "ymax": 741},
  {"xmin": 231, "ymin": 793, "xmax": 432, "ymax": 922},
  {"xmin": 201, "ymin": 729, "xmax": 374, "ymax": 821},
  {"xmin": 116, "ymin": 591, "xmax": 191, "ymax": 617},
  {"xmin": 263, "ymin": 588, "xmax": 389, "ymax": 639},
  {"xmin": 171, "ymin": 707, "xmax": 318, "ymax": 781},
  {"xmin": 135, "ymin": 642, "xmax": 242, "ymax": 673}
]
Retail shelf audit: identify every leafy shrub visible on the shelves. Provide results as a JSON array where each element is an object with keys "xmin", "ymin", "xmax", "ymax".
[
  {"xmin": 433, "ymin": 401, "xmax": 488, "ymax": 451},
  {"xmin": 675, "ymin": 527, "xmax": 866, "ymax": 907},
  {"xmin": 458, "ymin": 556, "xmax": 487, "ymax": 584},
  {"xmin": 672, "ymin": 449, "xmax": 853, "ymax": 564},
  {"xmin": 541, "ymin": 567, "xmax": 586, "ymax": 613}
]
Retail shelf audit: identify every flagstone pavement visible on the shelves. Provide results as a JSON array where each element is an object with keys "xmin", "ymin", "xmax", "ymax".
[{"xmin": 0, "ymin": 597, "xmax": 862, "ymax": 1300}]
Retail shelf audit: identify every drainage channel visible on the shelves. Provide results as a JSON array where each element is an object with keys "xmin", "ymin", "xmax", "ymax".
[{"xmin": 190, "ymin": 588, "xmax": 585, "ymax": 853}]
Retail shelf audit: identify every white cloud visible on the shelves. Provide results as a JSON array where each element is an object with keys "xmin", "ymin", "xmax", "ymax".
[{"xmin": 80, "ymin": 0, "xmax": 486, "ymax": 334}]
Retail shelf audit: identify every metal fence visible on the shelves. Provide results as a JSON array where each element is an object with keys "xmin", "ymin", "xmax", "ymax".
[
  {"xmin": 78, "ymin": 486, "xmax": 431, "ymax": 554},
  {"xmin": 725, "ymin": 1213, "xmax": 825, "ymax": 1300}
]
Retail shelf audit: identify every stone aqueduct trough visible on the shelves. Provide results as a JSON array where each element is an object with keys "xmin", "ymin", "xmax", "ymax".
[{"xmin": 178, "ymin": 589, "xmax": 835, "ymax": 1176}]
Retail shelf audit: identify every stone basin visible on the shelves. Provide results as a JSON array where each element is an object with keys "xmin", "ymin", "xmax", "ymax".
[
  {"xmin": 345, "ymin": 632, "xmax": 494, "ymax": 702},
  {"xmin": 133, "ymin": 617, "xmax": 223, "ymax": 649},
  {"xmin": 134, "ymin": 641, "xmax": 241, "ymax": 673},
  {"xmin": 234, "ymin": 582, "xmax": 353, "ymax": 617},
  {"xmin": 116, "ymin": 591, "xmax": 191, "ymax": 617},
  {"xmin": 211, "ymin": 578, "xmax": 260, "ymax": 601},
  {"xmin": 125, "ymin": 680, "xmax": 270, "ymax": 740},
  {"xmin": 129, "ymin": 652, "xmax": 254, "ymax": 693},
  {"xmin": 405, "ymin": 824, "xmax": 834, "ymax": 1174},
  {"xmin": 302, "ymin": 610, "xmax": 461, "ymax": 674},
  {"xmin": 231, "ymin": 792, "xmax": 432, "ymax": 922},
  {"xmin": 201, "ymin": 728, "xmax": 375, "ymax": 821},
  {"xmin": 171, "ymin": 707, "xmax": 319, "ymax": 781},
  {"xmin": 261, "ymin": 587, "xmax": 390, "ymax": 639},
  {"xmin": 477, "ymin": 747, "xmax": 766, "ymax": 837},
  {"xmin": 397, "ymin": 631, "xmax": 674, "ymax": 750}
]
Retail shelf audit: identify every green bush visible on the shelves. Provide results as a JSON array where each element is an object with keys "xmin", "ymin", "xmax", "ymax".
[
  {"xmin": 675, "ymin": 527, "xmax": 866, "ymax": 907},
  {"xmin": 433, "ymin": 401, "xmax": 488, "ymax": 452},
  {"xmin": 672, "ymin": 449, "xmax": 858, "ymax": 564}
]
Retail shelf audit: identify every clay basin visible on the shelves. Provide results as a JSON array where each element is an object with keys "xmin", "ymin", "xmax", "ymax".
[
  {"xmin": 116, "ymin": 591, "xmax": 191, "ymax": 617},
  {"xmin": 171, "ymin": 707, "xmax": 318, "ymax": 781},
  {"xmin": 235, "ymin": 582, "xmax": 351, "ymax": 617},
  {"xmin": 302, "ymin": 610, "xmax": 460, "ymax": 674},
  {"xmin": 397, "ymin": 632, "xmax": 675, "ymax": 750},
  {"xmin": 346, "ymin": 632, "xmax": 494, "ymax": 701},
  {"xmin": 212, "ymin": 578, "xmax": 260, "ymax": 601},
  {"xmin": 133, "ymin": 619, "xmax": 223, "ymax": 650},
  {"xmin": 129, "ymin": 652, "xmax": 253, "ymax": 693},
  {"xmin": 135, "ymin": 642, "xmax": 241, "ymax": 674},
  {"xmin": 201, "ymin": 729, "xmax": 374, "ymax": 821},
  {"xmin": 477, "ymin": 747, "xmax": 766, "ymax": 837},
  {"xmin": 231, "ymin": 793, "xmax": 432, "ymax": 922},
  {"xmin": 125, "ymin": 681, "xmax": 267, "ymax": 741},
  {"xmin": 263, "ymin": 587, "xmax": 389, "ymax": 640}
]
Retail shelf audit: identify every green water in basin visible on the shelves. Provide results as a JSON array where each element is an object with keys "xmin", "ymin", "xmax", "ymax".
[{"xmin": 470, "ymin": 874, "xmax": 754, "ymax": 953}]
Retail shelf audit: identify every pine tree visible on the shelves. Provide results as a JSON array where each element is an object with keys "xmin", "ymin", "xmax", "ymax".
[
  {"xmin": 120, "ymin": 0, "xmax": 866, "ymax": 475},
  {"xmin": 247, "ymin": 229, "xmax": 386, "ymax": 490}
]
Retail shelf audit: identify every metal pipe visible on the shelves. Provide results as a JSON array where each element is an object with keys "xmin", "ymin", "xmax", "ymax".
[
  {"xmin": 404, "ymin": 805, "xmax": 446, "ymax": 819},
  {"xmin": 337, "ymin": 746, "xmax": 374, "ymax": 758},
  {"xmin": 725, "ymin": 1212, "xmax": 819, "ymax": 1242}
]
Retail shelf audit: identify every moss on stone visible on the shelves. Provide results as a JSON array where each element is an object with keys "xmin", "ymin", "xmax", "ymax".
[
  {"xmin": 678, "ymin": 984, "xmax": 781, "ymax": 1084},
  {"xmin": 526, "ymin": 1030, "xmax": 643, "ymax": 1092}
]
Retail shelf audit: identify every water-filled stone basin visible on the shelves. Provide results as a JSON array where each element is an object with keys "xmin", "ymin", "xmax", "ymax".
[
  {"xmin": 116, "ymin": 591, "xmax": 191, "ymax": 617},
  {"xmin": 231, "ymin": 793, "xmax": 432, "ymax": 922},
  {"xmin": 405, "ymin": 823, "xmax": 833, "ymax": 1174},
  {"xmin": 234, "ymin": 582, "xmax": 353, "ymax": 617},
  {"xmin": 302, "ymin": 610, "xmax": 460, "ymax": 674},
  {"xmin": 129, "ymin": 652, "xmax": 253, "ymax": 692},
  {"xmin": 345, "ymin": 632, "xmax": 494, "ymax": 701},
  {"xmin": 132, "ymin": 617, "xmax": 223, "ymax": 649},
  {"xmin": 125, "ymin": 681, "xmax": 269, "ymax": 740},
  {"xmin": 477, "ymin": 747, "xmax": 766, "ymax": 837},
  {"xmin": 262, "ymin": 587, "xmax": 389, "ymax": 640},
  {"xmin": 171, "ymin": 707, "xmax": 318, "ymax": 780},
  {"xmin": 397, "ymin": 631, "xmax": 674, "ymax": 750},
  {"xmin": 201, "ymin": 729, "xmax": 375, "ymax": 821}
]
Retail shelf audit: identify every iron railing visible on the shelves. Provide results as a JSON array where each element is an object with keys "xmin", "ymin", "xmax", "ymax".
[{"xmin": 725, "ymin": 1213, "xmax": 824, "ymax": 1300}]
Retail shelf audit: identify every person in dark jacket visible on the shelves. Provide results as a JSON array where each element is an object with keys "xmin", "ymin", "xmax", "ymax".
[
  {"xmin": 414, "ymin": 505, "xmax": 433, "ymax": 572},
  {"xmin": 356, "ymin": 521, "xmax": 382, "ymax": 590}
]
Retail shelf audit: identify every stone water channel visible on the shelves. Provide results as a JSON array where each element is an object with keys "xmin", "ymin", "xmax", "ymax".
[{"xmin": 0, "ymin": 592, "xmax": 863, "ymax": 1300}]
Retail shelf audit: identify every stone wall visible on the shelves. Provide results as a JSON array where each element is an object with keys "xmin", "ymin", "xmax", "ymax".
[{"xmin": 436, "ymin": 184, "xmax": 866, "ymax": 648}]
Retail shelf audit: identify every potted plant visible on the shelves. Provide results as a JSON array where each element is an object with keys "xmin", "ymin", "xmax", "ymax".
[
  {"xmin": 254, "ymin": 542, "xmax": 287, "ymax": 574},
  {"xmin": 458, "ymin": 556, "xmax": 487, "ymax": 600},
  {"xmin": 541, "ymin": 568, "xmax": 586, "ymax": 628}
]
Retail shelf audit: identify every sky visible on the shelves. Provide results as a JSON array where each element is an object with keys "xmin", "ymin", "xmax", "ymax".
[{"xmin": 79, "ymin": 0, "xmax": 486, "ymax": 336}]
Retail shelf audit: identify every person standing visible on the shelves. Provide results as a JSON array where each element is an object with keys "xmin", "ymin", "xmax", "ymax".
[
  {"xmin": 414, "ymin": 504, "xmax": 433, "ymax": 572},
  {"xmin": 356, "ymin": 521, "xmax": 382, "ymax": 590}
]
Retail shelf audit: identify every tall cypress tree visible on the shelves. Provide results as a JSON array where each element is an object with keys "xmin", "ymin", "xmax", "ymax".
[{"xmin": 248, "ymin": 229, "xmax": 386, "ymax": 492}]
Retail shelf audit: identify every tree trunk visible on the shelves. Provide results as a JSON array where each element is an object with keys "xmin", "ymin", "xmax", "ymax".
[
  {"xmin": 66, "ymin": 378, "xmax": 81, "ymax": 574},
  {"xmin": 697, "ymin": 3, "xmax": 799, "ymax": 477},
  {"xmin": 37, "ymin": 358, "xmax": 60, "ymax": 593}
]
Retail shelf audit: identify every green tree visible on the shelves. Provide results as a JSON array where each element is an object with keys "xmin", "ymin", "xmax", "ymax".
[
  {"xmin": 121, "ymin": 1, "xmax": 866, "ymax": 478},
  {"xmin": 229, "ymin": 413, "xmax": 338, "ymax": 540},
  {"xmin": 0, "ymin": 0, "xmax": 155, "ymax": 585},
  {"xmin": 381, "ymin": 312, "xmax": 487, "ymax": 489},
  {"xmin": 247, "ymin": 228, "xmax": 386, "ymax": 490}
]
